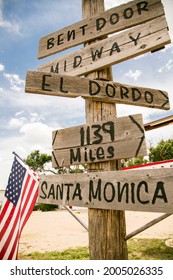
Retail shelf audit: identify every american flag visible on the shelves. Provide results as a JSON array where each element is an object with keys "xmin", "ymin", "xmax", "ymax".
[{"xmin": 0, "ymin": 156, "xmax": 39, "ymax": 260}]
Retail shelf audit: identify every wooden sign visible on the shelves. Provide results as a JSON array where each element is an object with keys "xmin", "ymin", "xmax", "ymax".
[
  {"xmin": 38, "ymin": 168, "xmax": 173, "ymax": 213},
  {"xmin": 52, "ymin": 114, "xmax": 146, "ymax": 167},
  {"xmin": 38, "ymin": 16, "xmax": 171, "ymax": 76},
  {"xmin": 25, "ymin": 70, "xmax": 170, "ymax": 110},
  {"xmin": 38, "ymin": 0, "xmax": 165, "ymax": 59}
]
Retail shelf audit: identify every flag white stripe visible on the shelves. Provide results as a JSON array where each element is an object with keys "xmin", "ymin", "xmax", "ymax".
[
  {"xmin": 20, "ymin": 181, "xmax": 38, "ymax": 227},
  {"xmin": 17, "ymin": 176, "xmax": 36, "ymax": 230},
  {"xmin": 3, "ymin": 211, "xmax": 21, "ymax": 259},
  {"xmin": 0, "ymin": 200, "xmax": 13, "ymax": 229},
  {"xmin": 1, "ymin": 204, "xmax": 19, "ymax": 248}
]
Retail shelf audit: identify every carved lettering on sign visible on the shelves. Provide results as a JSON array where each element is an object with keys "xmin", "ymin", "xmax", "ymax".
[
  {"xmin": 38, "ymin": 16, "xmax": 171, "ymax": 76},
  {"xmin": 25, "ymin": 71, "xmax": 170, "ymax": 110},
  {"xmin": 38, "ymin": 0, "xmax": 165, "ymax": 59},
  {"xmin": 52, "ymin": 115, "xmax": 146, "ymax": 167},
  {"xmin": 38, "ymin": 168, "xmax": 173, "ymax": 213}
]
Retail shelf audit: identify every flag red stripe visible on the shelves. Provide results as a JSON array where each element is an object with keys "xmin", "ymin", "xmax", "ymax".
[
  {"xmin": 20, "ymin": 182, "xmax": 38, "ymax": 233},
  {"xmin": 21, "ymin": 177, "xmax": 35, "ymax": 217},
  {"xmin": 8, "ymin": 238, "xmax": 19, "ymax": 260},
  {"xmin": 17, "ymin": 178, "xmax": 36, "ymax": 236},
  {"xmin": 0, "ymin": 200, "xmax": 10, "ymax": 223},
  {"xmin": 0, "ymin": 203, "xmax": 21, "ymax": 259},
  {"xmin": 15, "ymin": 180, "xmax": 38, "ymax": 258},
  {"xmin": 0, "ymin": 205, "xmax": 15, "ymax": 239}
]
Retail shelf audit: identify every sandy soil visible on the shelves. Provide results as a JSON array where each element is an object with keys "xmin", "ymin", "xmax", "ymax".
[{"xmin": 19, "ymin": 209, "xmax": 173, "ymax": 254}]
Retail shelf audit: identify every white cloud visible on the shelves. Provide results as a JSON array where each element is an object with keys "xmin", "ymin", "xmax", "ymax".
[
  {"xmin": 19, "ymin": 122, "xmax": 53, "ymax": 146},
  {"xmin": 8, "ymin": 112, "xmax": 45, "ymax": 130},
  {"xmin": 124, "ymin": 69, "xmax": 142, "ymax": 81},
  {"xmin": 0, "ymin": 63, "xmax": 4, "ymax": 71},
  {"xmin": 3, "ymin": 73, "xmax": 25, "ymax": 92},
  {"xmin": 0, "ymin": 121, "xmax": 55, "ymax": 187},
  {"xmin": 105, "ymin": 0, "xmax": 126, "ymax": 9},
  {"xmin": 158, "ymin": 59, "xmax": 173, "ymax": 73},
  {"xmin": 15, "ymin": 111, "xmax": 25, "ymax": 117},
  {"xmin": 146, "ymin": 125, "xmax": 173, "ymax": 148},
  {"xmin": 0, "ymin": 0, "xmax": 21, "ymax": 34},
  {"xmin": 30, "ymin": 112, "xmax": 44, "ymax": 123},
  {"xmin": 8, "ymin": 118, "xmax": 26, "ymax": 129}
]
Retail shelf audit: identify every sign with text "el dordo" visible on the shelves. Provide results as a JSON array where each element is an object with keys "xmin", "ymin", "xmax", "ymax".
[
  {"xmin": 38, "ymin": 16, "xmax": 171, "ymax": 76},
  {"xmin": 38, "ymin": 0, "xmax": 165, "ymax": 59},
  {"xmin": 25, "ymin": 70, "xmax": 170, "ymax": 110},
  {"xmin": 38, "ymin": 168, "xmax": 173, "ymax": 213},
  {"xmin": 52, "ymin": 114, "xmax": 146, "ymax": 167}
]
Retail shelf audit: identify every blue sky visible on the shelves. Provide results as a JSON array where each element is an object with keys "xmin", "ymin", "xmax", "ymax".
[{"xmin": 0, "ymin": 0, "xmax": 173, "ymax": 188}]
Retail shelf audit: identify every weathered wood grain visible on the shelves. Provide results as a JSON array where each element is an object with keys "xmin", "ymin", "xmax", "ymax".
[
  {"xmin": 52, "ymin": 138, "xmax": 146, "ymax": 166},
  {"xmin": 52, "ymin": 114, "xmax": 146, "ymax": 166},
  {"xmin": 52, "ymin": 114, "xmax": 144, "ymax": 149},
  {"xmin": 25, "ymin": 70, "xmax": 170, "ymax": 110},
  {"xmin": 38, "ymin": 168, "xmax": 173, "ymax": 213},
  {"xmin": 38, "ymin": 0, "xmax": 165, "ymax": 59},
  {"xmin": 83, "ymin": 0, "xmax": 127, "ymax": 261},
  {"xmin": 38, "ymin": 16, "xmax": 171, "ymax": 76}
]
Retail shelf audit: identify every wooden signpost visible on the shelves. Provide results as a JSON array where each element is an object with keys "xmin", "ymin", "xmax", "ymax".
[
  {"xmin": 38, "ymin": 16, "xmax": 170, "ymax": 76},
  {"xmin": 38, "ymin": 0, "xmax": 165, "ymax": 59},
  {"xmin": 25, "ymin": 0, "xmax": 171, "ymax": 260},
  {"xmin": 38, "ymin": 168, "xmax": 173, "ymax": 213},
  {"xmin": 52, "ymin": 114, "xmax": 146, "ymax": 167},
  {"xmin": 26, "ymin": 70, "xmax": 170, "ymax": 110}
]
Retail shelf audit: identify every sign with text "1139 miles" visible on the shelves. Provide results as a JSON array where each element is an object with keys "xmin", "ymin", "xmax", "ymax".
[
  {"xmin": 52, "ymin": 114, "xmax": 146, "ymax": 167},
  {"xmin": 38, "ymin": 168, "xmax": 173, "ymax": 213}
]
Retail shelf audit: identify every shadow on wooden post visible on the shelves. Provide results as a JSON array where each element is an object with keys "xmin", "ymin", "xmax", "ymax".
[{"xmin": 82, "ymin": 0, "xmax": 128, "ymax": 260}]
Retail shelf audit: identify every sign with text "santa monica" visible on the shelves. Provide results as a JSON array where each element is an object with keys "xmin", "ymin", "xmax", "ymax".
[{"xmin": 38, "ymin": 168, "xmax": 173, "ymax": 213}]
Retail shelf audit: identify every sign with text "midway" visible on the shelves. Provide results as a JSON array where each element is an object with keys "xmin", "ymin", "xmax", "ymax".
[
  {"xmin": 38, "ymin": 168, "xmax": 173, "ymax": 213},
  {"xmin": 38, "ymin": 0, "xmax": 165, "ymax": 59},
  {"xmin": 38, "ymin": 16, "xmax": 171, "ymax": 76},
  {"xmin": 25, "ymin": 70, "xmax": 170, "ymax": 110},
  {"xmin": 52, "ymin": 114, "xmax": 146, "ymax": 167}
]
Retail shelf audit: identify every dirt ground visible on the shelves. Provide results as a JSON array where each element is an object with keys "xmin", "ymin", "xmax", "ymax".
[{"xmin": 19, "ymin": 209, "xmax": 173, "ymax": 254}]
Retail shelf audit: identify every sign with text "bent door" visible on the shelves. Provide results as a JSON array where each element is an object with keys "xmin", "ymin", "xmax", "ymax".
[
  {"xmin": 38, "ymin": 0, "xmax": 165, "ymax": 59},
  {"xmin": 38, "ymin": 16, "xmax": 171, "ymax": 76},
  {"xmin": 52, "ymin": 114, "xmax": 146, "ymax": 167},
  {"xmin": 38, "ymin": 168, "xmax": 173, "ymax": 213},
  {"xmin": 25, "ymin": 70, "xmax": 170, "ymax": 110}
]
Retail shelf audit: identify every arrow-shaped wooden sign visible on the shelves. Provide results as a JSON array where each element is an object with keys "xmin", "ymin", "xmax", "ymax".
[
  {"xmin": 52, "ymin": 114, "xmax": 146, "ymax": 167},
  {"xmin": 38, "ymin": 167, "xmax": 173, "ymax": 213},
  {"xmin": 38, "ymin": 0, "xmax": 165, "ymax": 59},
  {"xmin": 25, "ymin": 70, "xmax": 170, "ymax": 110},
  {"xmin": 38, "ymin": 16, "xmax": 171, "ymax": 76}
]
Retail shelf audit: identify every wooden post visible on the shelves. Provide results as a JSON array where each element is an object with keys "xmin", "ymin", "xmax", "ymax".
[{"xmin": 82, "ymin": 0, "xmax": 128, "ymax": 260}]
